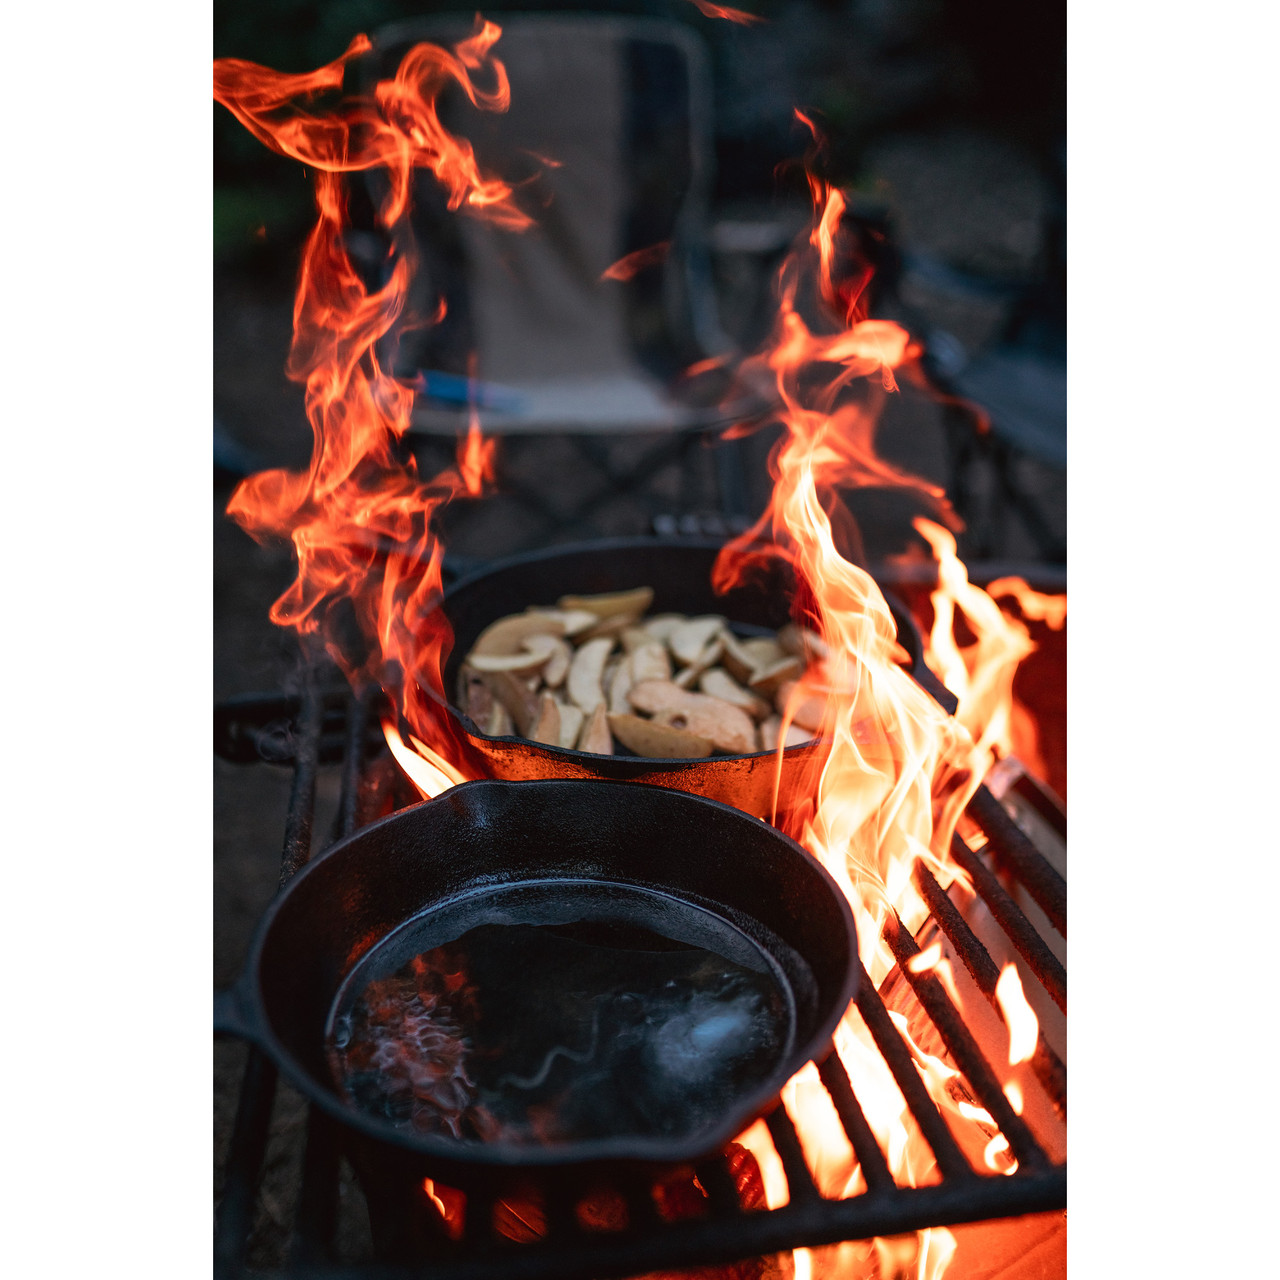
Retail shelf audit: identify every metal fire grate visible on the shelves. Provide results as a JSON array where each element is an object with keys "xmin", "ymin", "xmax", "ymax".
[{"xmin": 214, "ymin": 677, "xmax": 1066, "ymax": 1279}]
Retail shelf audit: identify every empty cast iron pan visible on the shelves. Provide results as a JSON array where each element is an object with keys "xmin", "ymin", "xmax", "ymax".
[
  {"xmin": 215, "ymin": 778, "xmax": 858, "ymax": 1188},
  {"xmin": 424, "ymin": 537, "xmax": 950, "ymax": 821}
]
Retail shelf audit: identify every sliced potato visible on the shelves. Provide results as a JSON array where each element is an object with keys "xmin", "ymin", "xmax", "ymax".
[
  {"xmin": 540, "ymin": 636, "xmax": 573, "ymax": 688},
  {"xmin": 699, "ymin": 667, "xmax": 771, "ymax": 720},
  {"xmin": 651, "ymin": 702, "xmax": 756, "ymax": 756},
  {"xmin": 566, "ymin": 636, "xmax": 614, "ymax": 712},
  {"xmin": 529, "ymin": 693, "xmax": 561, "ymax": 746},
  {"xmin": 576, "ymin": 703, "xmax": 613, "ymax": 755},
  {"xmin": 607, "ymin": 712, "xmax": 713, "ymax": 758},
  {"xmin": 486, "ymin": 701, "xmax": 513, "ymax": 737},
  {"xmin": 748, "ymin": 655, "xmax": 803, "ymax": 697},
  {"xmin": 629, "ymin": 642, "xmax": 672, "ymax": 685},
  {"xmin": 556, "ymin": 702, "xmax": 584, "ymax": 750},
  {"xmin": 479, "ymin": 668, "xmax": 541, "ymax": 736},
  {"xmin": 472, "ymin": 610, "xmax": 569, "ymax": 656},
  {"xmin": 669, "ymin": 616, "xmax": 726, "ymax": 667},
  {"xmin": 557, "ymin": 586, "xmax": 654, "ymax": 620},
  {"xmin": 640, "ymin": 613, "xmax": 685, "ymax": 643}
]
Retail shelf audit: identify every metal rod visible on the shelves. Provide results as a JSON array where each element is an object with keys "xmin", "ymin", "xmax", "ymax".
[
  {"xmin": 336, "ymin": 686, "xmax": 376, "ymax": 841},
  {"xmin": 914, "ymin": 864, "xmax": 1066, "ymax": 1117},
  {"xmin": 816, "ymin": 1053, "xmax": 895, "ymax": 1193},
  {"xmin": 693, "ymin": 1158, "xmax": 743, "ymax": 1217},
  {"xmin": 882, "ymin": 913, "xmax": 1049, "ymax": 1173},
  {"xmin": 764, "ymin": 1107, "xmax": 821, "ymax": 1205},
  {"xmin": 214, "ymin": 1049, "xmax": 279, "ymax": 1275},
  {"xmin": 852, "ymin": 959, "xmax": 974, "ymax": 1182},
  {"xmin": 966, "ymin": 785, "xmax": 1066, "ymax": 937},
  {"xmin": 279, "ymin": 679, "xmax": 324, "ymax": 886},
  {"xmin": 948, "ymin": 835, "xmax": 1066, "ymax": 1013},
  {"xmin": 285, "ymin": 1168, "xmax": 1066, "ymax": 1280},
  {"xmin": 290, "ymin": 1108, "xmax": 343, "ymax": 1267}
]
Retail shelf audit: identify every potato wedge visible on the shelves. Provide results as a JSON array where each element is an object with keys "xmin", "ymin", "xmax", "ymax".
[
  {"xmin": 557, "ymin": 586, "xmax": 654, "ymax": 620},
  {"xmin": 566, "ymin": 636, "xmax": 614, "ymax": 712},
  {"xmin": 607, "ymin": 713, "xmax": 713, "ymax": 758},
  {"xmin": 529, "ymin": 693, "xmax": 561, "ymax": 746},
  {"xmin": 576, "ymin": 703, "xmax": 613, "ymax": 755},
  {"xmin": 478, "ymin": 668, "xmax": 541, "ymax": 737},
  {"xmin": 699, "ymin": 667, "xmax": 771, "ymax": 720},
  {"xmin": 669, "ymin": 616, "xmax": 726, "ymax": 667},
  {"xmin": 471, "ymin": 610, "xmax": 570, "ymax": 657}
]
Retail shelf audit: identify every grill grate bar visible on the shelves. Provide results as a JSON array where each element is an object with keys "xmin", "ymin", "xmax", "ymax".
[
  {"xmin": 852, "ymin": 960, "xmax": 975, "ymax": 1183},
  {"xmin": 816, "ymin": 1051, "xmax": 896, "ymax": 1193},
  {"xmin": 290, "ymin": 1109, "xmax": 343, "ymax": 1266},
  {"xmin": 913, "ymin": 863, "xmax": 1066, "ymax": 1116},
  {"xmin": 764, "ymin": 1106, "xmax": 821, "ymax": 1205},
  {"xmin": 881, "ymin": 914, "xmax": 1049, "ymax": 1172},
  {"xmin": 279, "ymin": 679, "xmax": 324, "ymax": 886},
  {"xmin": 214, "ymin": 1049, "xmax": 279, "ymax": 1274},
  {"xmin": 966, "ymin": 786, "xmax": 1066, "ymax": 937},
  {"xmin": 694, "ymin": 1157, "xmax": 745, "ymax": 1216},
  {"xmin": 264, "ymin": 1168, "xmax": 1066, "ymax": 1280},
  {"xmin": 336, "ymin": 687, "xmax": 377, "ymax": 841},
  {"xmin": 947, "ymin": 835, "xmax": 1066, "ymax": 1012}
]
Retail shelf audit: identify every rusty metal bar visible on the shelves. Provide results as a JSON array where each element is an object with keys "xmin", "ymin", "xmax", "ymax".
[
  {"xmin": 913, "ymin": 864, "xmax": 1066, "ymax": 1116},
  {"xmin": 290, "ymin": 1109, "xmax": 343, "ymax": 1267},
  {"xmin": 966, "ymin": 786, "xmax": 1066, "ymax": 936},
  {"xmin": 279, "ymin": 680, "xmax": 324, "ymax": 886},
  {"xmin": 852, "ymin": 960, "xmax": 974, "ymax": 1182},
  {"xmin": 214, "ymin": 1049, "xmax": 279, "ymax": 1276},
  {"xmin": 764, "ymin": 1107, "xmax": 820, "ymax": 1205},
  {"xmin": 948, "ymin": 835, "xmax": 1066, "ymax": 1012},
  {"xmin": 336, "ymin": 687, "xmax": 376, "ymax": 841},
  {"xmin": 693, "ymin": 1159, "xmax": 744, "ymax": 1217},
  {"xmin": 816, "ymin": 1052, "xmax": 895, "ymax": 1193},
  {"xmin": 882, "ymin": 914, "xmax": 1048, "ymax": 1173}
]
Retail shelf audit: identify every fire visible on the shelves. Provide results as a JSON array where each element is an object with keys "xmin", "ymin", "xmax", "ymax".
[
  {"xmin": 213, "ymin": 18, "xmax": 528, "ymax": 777},
  {"xmin": 216, "ymin": 27, "xmax": 1062, "ymax": 1278},
  {"xmin": 995, "ymin": 964, "xmax": 1040, "ymax": 1066}
]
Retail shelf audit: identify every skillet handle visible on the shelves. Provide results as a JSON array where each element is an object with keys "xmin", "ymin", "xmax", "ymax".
[{"xmin": 214, "ymin": 978, "xmax": 265, "ymax": 1046}]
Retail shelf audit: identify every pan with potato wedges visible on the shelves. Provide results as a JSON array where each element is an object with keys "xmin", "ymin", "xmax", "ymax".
[{"xmin": 420, "ymin": 539, "xmax": 949, "ymax": 821}]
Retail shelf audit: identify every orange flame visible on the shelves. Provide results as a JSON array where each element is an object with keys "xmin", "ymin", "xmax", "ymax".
[
  {"xmin": 599, "ymin": 240, "xmax": 672, "ymax": 281},
  {"xmin": 214, "ymin": 20, "xmax": 531, "ymax": 772},
  {"xmin": 687, "ymin": 1, "xmax": 767, "ymax": 25},
  {"xmin": 714, "ymin": 158, "xmax": 1059, "ymax": 1274}
]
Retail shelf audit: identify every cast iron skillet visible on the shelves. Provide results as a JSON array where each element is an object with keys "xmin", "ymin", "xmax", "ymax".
[
  {"xmin": 424, "ymin": 537, "xmax": 952, "ymax": 821},
  {"xmin": 215, "ymin": 779, "xmax": 858, "ymax": 1188}
]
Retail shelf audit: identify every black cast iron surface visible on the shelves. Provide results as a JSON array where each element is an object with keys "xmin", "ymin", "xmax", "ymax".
[{"xmin": 214, "ymin": 675, "xmax": 1066, "ymax": 1278}]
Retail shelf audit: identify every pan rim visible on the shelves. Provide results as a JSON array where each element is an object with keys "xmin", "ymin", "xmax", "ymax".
[{"xmin": 237, "ymin": 777, "xmax": 860, "ymax": 1172}]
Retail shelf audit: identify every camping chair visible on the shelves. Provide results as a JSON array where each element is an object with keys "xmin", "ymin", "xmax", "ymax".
[{"xmin": 357, "ymin": 14, "xmax": 768, "ymax": 549}]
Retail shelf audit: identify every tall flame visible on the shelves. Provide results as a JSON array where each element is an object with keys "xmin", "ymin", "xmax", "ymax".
[
  {"xmin": 714, "ymin": 147, "xmax": 1062, "ymax": 1274},
  {"xmin": 213, "ymin": 20, "xmax": 526, "ymax": 787}
]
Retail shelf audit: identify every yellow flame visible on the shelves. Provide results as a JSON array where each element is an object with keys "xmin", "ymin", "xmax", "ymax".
[{"xmin": 994, "ymin": 964, "xmax": 1038, "ymax": 1065}]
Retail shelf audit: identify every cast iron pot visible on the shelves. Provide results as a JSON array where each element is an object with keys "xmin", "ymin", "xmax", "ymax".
[
  {"xmin": 425, "ymin": 537, "xmax": 948, "ymax": 821},
  {"xmin": 215, "ymin": 778, "xmax": 859, "ymax": 1191}
]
